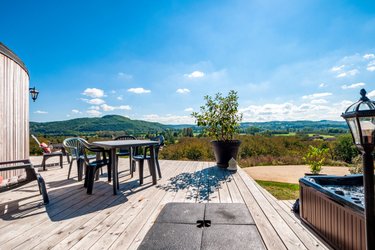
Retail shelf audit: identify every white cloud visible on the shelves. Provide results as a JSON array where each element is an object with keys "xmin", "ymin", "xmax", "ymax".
[
  {"xmin": 117, "ymin": 72, "xmax": 133, "ymax": 80},
  {"xmin": 82, "ymin": 88, "xmax": 105, "ymax": 98},
  {"xmin": 184, "ymin": 107, "xmax": 194, "ymax": 112},
  {"xmin": 142, "ymin": 114, "xmax": 194, "ymax": 124},
  {"xmin": 87, "ymin": 98, "xmax": 105, "ymax": 105},
  {"xmin": 100, "ymin": 104, "xmax": 131, "ymax": 111},
  {"xmin": 302, "ymin": 92, "xmax": 332, "ymax": 100},
  {"xmin": 319, "ymin": 83, "xmax": 327, "ymax": 88},
  {"xmin": 336, "ymin": 69, "xmax": 359, "ymax": 78},
  {"xmin": 368, "ymin": 90, "xmax": 375, "ymax": 98},
  {"xmin": 127, "ymin": 87, "xmax": 151, "ymax": 94},
  {"xmin": 367, "ymin": 61, "xmax": 375, "ymax": 71},
  {"xmin": 341, "ymin": 82, "xmax": 366, "ymax": 89},
  {"xmin": 239, "ymin": 101, "xmax": 347, "ymax": 122},
  {"xmin": 34, "ymin": 110, "xmax": 48, "ymax": 114},
  {"xmin": 331, "ymin": 65, "xmax": 345, "ymax": 72},
  {"xmin": 184, "ymin": 70, "xmax": 205, "ymax": 78},
  {"xmin": 89, "ymin": 106, "xmax": 100, "ymax": 110},
  {"xmin": 176, "ymin": 88, "xmax": 191, "ymax": 94},
  {"xmin": 310, "ymin": 99, "xmax": 328, "ymax": 104},
  {"xmin": 87, "ymin": 110, "xmax": 102, "ymax": 117},
  {"xmin": 71, "ymin": 109, "xmax": 82, "ymax": 114},
  {"xmin": 363, "ymin": 54, "xmax": 375, "ymax": 60},
  {"xmin": 117, "ymin": 96, "xmax": 123, "ymax": 100}
]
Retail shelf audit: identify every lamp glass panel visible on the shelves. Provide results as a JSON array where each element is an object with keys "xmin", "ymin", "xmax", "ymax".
[
  {"xmin": 359, "ymin": 117, "xmax": 375, "ymax": 145},
  {"xmin": 347, "ymin": 118, "xmax": 361, "ymax": 145}
]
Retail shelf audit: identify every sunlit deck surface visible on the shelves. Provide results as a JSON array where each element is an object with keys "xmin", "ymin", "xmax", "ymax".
[{"xmin": 1, "ymin": 157, "xmax": 331, "ymax": 249}]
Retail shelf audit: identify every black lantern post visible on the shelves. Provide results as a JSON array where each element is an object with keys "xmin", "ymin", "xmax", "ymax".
[
  {"xmin": 342, "ymin": 89, "xmax": 375, "ymax": 250},
  {"xmin": 29, "ymin": 87, "xmax": 39, "ymax": 102}
]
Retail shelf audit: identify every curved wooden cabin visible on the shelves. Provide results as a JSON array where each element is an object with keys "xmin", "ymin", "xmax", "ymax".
[{"xmin": 0, "ymin": 43, "xmax": 30, "ymax": 179}]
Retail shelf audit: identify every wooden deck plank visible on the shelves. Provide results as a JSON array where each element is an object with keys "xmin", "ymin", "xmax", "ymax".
[
  {"xmin": 172, "ymin": 161, "xmax": 197, "ymax": 202},
  {"xmin": 207, "ymin": 162, "xmax": 220, "ymax": 203},
  {"xmin": 184, "ymin": 161, "xmax": 204, "ymax": 202},
  {"xmin": 232, "ymin": 169, "xmax": 287, "ymax": 250},
  {"xmin": 226, "ymin": 170, "xmax": 244, "ymax": 203},
  {"xmin": 217, "ymin": 167, "xmax": 232, "ymax": 203},
  {"xmin": 237, "ymin": 168, "xmax": 307, "ymax": 249},
  {"xmin": 255, "ymin": 181, "xmax": 330, "ymax": 249}
]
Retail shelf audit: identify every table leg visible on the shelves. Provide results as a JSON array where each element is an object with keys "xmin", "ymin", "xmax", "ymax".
[
  {"xmin": 111, "ymin": 148, "xmax": 118, "ymax": 195},
  {"xmin": 149, "ymin": 145, "xmax": 157, "ymax": 185}
]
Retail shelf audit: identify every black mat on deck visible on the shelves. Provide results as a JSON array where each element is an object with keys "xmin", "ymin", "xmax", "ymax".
[{"xmin": 138, "ymin": 203, "xmax": 265, "ymax": 250}]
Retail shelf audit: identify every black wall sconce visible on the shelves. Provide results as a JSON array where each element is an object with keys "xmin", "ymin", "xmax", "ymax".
[{"xmin": 29, "ymin": 87, "xmax": 39, "ymax": 102}]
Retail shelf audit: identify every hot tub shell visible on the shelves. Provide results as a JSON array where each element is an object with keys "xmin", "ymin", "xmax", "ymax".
[{"xmin": 299, "ymin": 175, "xmax": 365, "ymax": 250}]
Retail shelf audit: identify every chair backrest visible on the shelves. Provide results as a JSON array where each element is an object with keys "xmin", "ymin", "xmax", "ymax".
[
  {"xmin": 63, "ymin": 137, "xmax": 84, "ymax": 159},
  {"xmin": 115, "ymin": 135, "xmax": 136, "ymax": 154},
  {"xmin": 77, "ymin": 138, "xmax": 107, "ymax": 165},
  {"xmin": 151, "ymin": 135, "xmax": 165, "ymax": 155}
]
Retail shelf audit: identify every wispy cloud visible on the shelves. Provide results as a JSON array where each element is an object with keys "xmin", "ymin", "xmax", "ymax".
[
  {"xmin": 341, "ymin": 82, "xmax": 365, "ymax": 89},
  {"xmin": 184, "ymin": 70, "xmax": 205, "ymax": 78},
  {"xmin": 127, "ymin": 87, "xmax": 151, "ymax": 94},
  {"xmin": 330, "ymin": 65, "xmax": 345, "ymax": 72},
  {"xmin": 363, "ymin": 54, "xmax": 375, "ymax": 60},
  {"xmin": 184, "ymin": 107, "xmax": 194, "ymax": 112},
  {"xmin": 82, "ymin": 88, "xmax": 105, "ymax": 98},
  {"xmin": 71, "ymin": 109, "xmax": 82, "ymax": 114},
  {"xmin": 310, "ymin": 99, "xmax": 328, "ymax": 104},
  {"xmin": 319, "ymin": 83, "xmax": 327, "ymax": 88},
  {"xmin": 101, "ymin": 104, "xmax": 131, "ymax": 111},
  {"xmin": 368, "ymin": 90, "xmax": 375, "ymax": 98},
  {"xmin": 86, "ymin": 98, "xmax": 105, "ymax": 105},
  {"xmin": 366, "ymin": 61, "xmax": 375, "ymax": 72},
  {"xmin": 176, "ymin": 88, "xmax": 190, "ymax": 94},
  {"xmin": 142, "ymin": 114, "xmax": 194, "ymax": 124},
  {"xmin": 302, "ymin": 92, "xmax": 332, "ymax": 100},
  {"xmin": 34, "ymin": 110, "xmax": 48, "ymax": 114},
  {"xmin": 117, "ymin": 72, "xmax": 133, "ymax": 80},
  {"xmin": 336, "ymin": 69, "xmax": 359, "ymax": 78},
  {"xmin": 87, "ymin": 110, "xmax": 102, "ymax": 117},
  {"xmin": 117, "ymin": 96, "xmax": 123, "ymax": 100}
]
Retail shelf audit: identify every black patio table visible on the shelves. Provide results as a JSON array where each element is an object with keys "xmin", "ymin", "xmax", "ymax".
[{"xmin": 92, "ymin": 140, "xmax": 159, "ymax": 195}]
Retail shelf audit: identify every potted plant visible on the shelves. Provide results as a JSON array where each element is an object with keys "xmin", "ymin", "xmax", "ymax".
[{"xmin": 192, "ymin": 90, "xmax": 243, "ymax": 168}]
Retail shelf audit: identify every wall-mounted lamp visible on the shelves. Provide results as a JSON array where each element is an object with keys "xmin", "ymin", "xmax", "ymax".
[{"xmin": 29, "ymin": 87, "xmax": 39, "ymax": 102}]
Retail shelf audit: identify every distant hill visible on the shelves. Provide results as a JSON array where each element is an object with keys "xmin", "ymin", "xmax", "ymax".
[
  {"xmin": 30, "ymin": 115, "xmax": 168, "ymax": 136},
  {"xmin": 240, "ymin": 120, "xmax": 348, "ymax": 131},
  {"xmin": 30, "ymin": 115, "xmax": 348, "ymax": 136}
]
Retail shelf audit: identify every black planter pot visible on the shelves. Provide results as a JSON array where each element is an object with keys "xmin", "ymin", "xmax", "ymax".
[{"xmin": 211, "ymin": 140, "xmax": 241, "ymax": 168}]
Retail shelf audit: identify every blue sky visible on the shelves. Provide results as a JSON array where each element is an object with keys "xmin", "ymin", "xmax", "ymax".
[{"xmin": 2, "ymin": 0, "xmax": 375, "ymax": 124}]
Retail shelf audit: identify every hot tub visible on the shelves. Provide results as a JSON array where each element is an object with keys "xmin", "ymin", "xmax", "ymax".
[{"xmin": 299, "ymin": 175, "xmax": 365, "ymax": 250}]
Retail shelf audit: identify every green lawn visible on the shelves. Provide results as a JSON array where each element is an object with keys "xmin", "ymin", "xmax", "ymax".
[{"xmin": 256, "ymin": 180, "xmax": 300, "ymax": 200}]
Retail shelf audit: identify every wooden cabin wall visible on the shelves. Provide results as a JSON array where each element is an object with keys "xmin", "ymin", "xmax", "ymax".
[{"xmin": 0, "ymin": 50, "xmax": 29, "ymax": 179}]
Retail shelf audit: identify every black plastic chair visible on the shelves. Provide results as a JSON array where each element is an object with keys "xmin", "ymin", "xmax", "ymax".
[
  {"xmin": 114, "ymin": 135, "xmax": 137, "ymax": 176},
  {"xmin": 78, "ymin": 139, "xmax": 111, "ymax": 194},
  {"xmin": 132, "ymin": 135, "xmax": 164, "ymax": 185},
  {"xmin": 0, "ymin": 160, "xmax": 49, "ymax": 204},
  {"xmin": 63, "ymin": 137, "xmax": 96, "ymax": 181}
]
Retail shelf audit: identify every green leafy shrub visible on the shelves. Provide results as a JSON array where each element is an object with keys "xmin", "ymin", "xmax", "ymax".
[{"xmin": 303, "ymin": 145, "xmax": 329, "ymax": 174}]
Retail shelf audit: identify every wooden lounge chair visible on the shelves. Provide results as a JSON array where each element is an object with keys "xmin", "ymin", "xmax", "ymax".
[
  {"xmin": 31, "ymin": 134, "xmax": 63, "ymax": 171},
  {"xmin": 0, "ymin": 159, "xmax": 49, "ymax": 204}
]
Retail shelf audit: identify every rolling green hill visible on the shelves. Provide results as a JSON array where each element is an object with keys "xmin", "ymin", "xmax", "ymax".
[{"xmin": 30, "ymin": 115, "xmax": 168, "ymax": 136}]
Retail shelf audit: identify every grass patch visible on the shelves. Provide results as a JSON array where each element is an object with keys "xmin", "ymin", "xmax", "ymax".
[{"xmin": 256, "ymin": 180, "xmax": 299, "ymax": 200}]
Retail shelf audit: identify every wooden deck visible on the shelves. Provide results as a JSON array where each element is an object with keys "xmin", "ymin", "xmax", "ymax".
[{"xmin": 0, "ymin": 158, "xmax": 331, "ymax": 249}]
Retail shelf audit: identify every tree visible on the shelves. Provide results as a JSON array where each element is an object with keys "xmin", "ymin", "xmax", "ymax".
[{"xmin": 333, "ymin": 134, "xmax": 359, "ymax": 163}]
